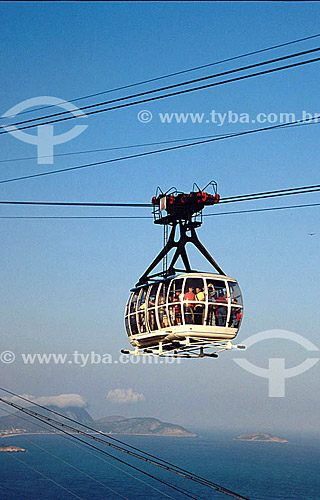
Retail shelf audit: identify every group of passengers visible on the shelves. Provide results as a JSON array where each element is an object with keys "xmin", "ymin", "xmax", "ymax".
[
  {"xmin": 182, "ymin": 286, "xmax": 206, "ymax": 325},
  {"xmin": 137, "ymin": 284, "xmax": 241, "ymax": 330}
]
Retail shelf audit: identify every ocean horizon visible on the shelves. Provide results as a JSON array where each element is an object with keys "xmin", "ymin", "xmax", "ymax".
[{"xmin": 1, "ymin": 430, "xmax": 319, "ymax": 499}]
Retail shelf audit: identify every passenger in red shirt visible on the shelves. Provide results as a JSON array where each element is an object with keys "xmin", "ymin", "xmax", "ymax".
[
  {"xmin": 183, "ymin": 287, "xmax": 195, "ymax": 324},
  {"xmin": 184, "ymin": 287, "xmax": 195, "ymax": 302}
]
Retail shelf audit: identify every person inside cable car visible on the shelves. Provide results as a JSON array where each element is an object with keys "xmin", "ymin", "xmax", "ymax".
[
  {"xmin": 168, "ymin": 291, "xmax": 182, "ymax": 326},
  {"xmin": 183, "ymin": 286, "xmax": 195, "ymax": 324},
  {"xmin": 229, "ymin": 307, "xmax": 242, "ymax": 328},
  {"xmin": 138, "ymin": 297, "xmax": 146, "ymax": 333},
  {"xmin": 207, "ymin": 283, "xmax": 216, "ymax": 301},
  {"xmin": 168, "ymin": 293, "xmax": 174, "ymax": 325},
  {"xmin": 148, "ymin": 308, "xmax": 156, "ymax": 331},
  {"xmin": 174, "ymin": 291, "xmax": 182, "ymax": 325},
  {"xmin": 235, "ymin": 308, "xmax": 242, "ymax": 327},
  {"xmin": 195, "ymin": 287, "xmax": 205, "ymax": 325},
  {"xmin": 206, "ymin": 283, "xmax": 217, "ymax": 326},
  {"xmin": 158, "ymin": 295, "xmax": 168, "ymax": 328},
  {"xmin": 216, "ymin": 291, "xmax": 227, "ymax": 327}
]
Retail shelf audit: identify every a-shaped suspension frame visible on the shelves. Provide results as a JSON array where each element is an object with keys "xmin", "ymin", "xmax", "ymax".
[{"xmin": 137, "ymin": 219, "xmax": 225, "ymax": 286}]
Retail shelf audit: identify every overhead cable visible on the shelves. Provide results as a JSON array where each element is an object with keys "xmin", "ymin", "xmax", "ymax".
[
  {"xmin": 4, "ymin": 31, "xmax": 320, "ymax": 119},
  {"xmin": 0, "ymin": 406, "xmax": 175, "ymax": 499},
  {"xmin": 0, "ymin": 115, "xmax": 319, "ymax": 185},
  {"xmin": 1, "ymin": 203, "xmax": 319, "ymax": 219},
  {"xmin": 0, "ymin": 399, "xmax": 193, "ymax": 500},
  {"xmin": 0, "ymin": 394, "xmax": 244, "ymax": 498},
  {"xmin": 0, "ymin": 407, "xmax": 129, "ymax": 500},
  {"xmin": 0, "ymin": 390, "xmax": 250, "ymax": 500},
  {"xmin": 0, "ymin": 119, "xmax": 317, "ymax": 165},
  {"xmin": 0, "ymin": 183, "xmax": 319, "ymax": 207},
  {"xmin": 0, "ymin": 390, "xmax": 235, "ymax": 491},
  {"xmin": 2, "ymin": 47, "xmax": 320, "ymax": 134}
]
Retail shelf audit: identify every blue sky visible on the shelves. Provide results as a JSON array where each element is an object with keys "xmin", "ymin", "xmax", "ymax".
[{"xmin": 0, "ymin": 2, "xmax": 319, "ymax": 434}]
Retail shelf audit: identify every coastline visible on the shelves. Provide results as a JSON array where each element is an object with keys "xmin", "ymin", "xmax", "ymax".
[{"xmin": 1, "ymin": 431, "xmax": 196, "ymax": 439}]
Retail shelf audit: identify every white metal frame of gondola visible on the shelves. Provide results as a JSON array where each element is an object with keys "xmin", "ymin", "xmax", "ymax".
[
  {"xmin": 121, "ymin": 339, "xmax": 246, "ymax": 358},
  {"xmin": 126, "ymin": 273, "xmax": 243, "ymax": 338}
]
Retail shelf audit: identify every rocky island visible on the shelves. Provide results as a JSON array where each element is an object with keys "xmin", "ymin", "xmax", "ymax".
[
  {"xmin": 94, "ymin": 416, "xmax": 197, "ymax": 437},
  {"xmin": 0, "ymin": 446, "xmax": 27, "ymax": 453},
  {"xmin": 234, "ymin": 432, "xmax": 288, "ymax": 443},
  {"xmin": 0, "ymin": 406, "xmax": 196, "ymax": 438}
]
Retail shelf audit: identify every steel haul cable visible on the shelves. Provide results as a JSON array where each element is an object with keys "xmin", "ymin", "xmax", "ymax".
[
  {"xmin": 0, "ymin": 407, "xmax": 129, "ymax": 500},
  {"xmin": 0, "ymin": 397, "xmax": 246, "ymax": 499},
  {"xmin": 0, "ymin": 399, "xmax": 192, "ymax": 500},
  {"xmin": 0, "ymin": 391, "xmax": 250, "ymax": 500},
  {"xmin": 0, "ymin": 391, "xmax": 227, "ymax": 488},
  {"xmin": 1, "ymin": 202, "xmax": 319, "ymax": 219},
  {"xmin": 0, "ymin": 407, "xmax": 180, "ymax": 500},
  {"xmin": 0, "ymin": 183, "xmax": 319, "ymax": 208}
]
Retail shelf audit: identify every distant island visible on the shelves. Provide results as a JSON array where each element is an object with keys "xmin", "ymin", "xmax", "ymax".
[
  {"xmin": 0, "ymin": 445, "xmax": 27, "ymax": 453},
  {"xmin": 0, "ymin": 406, "xmax": 196, "ymax": 438},
  {"xmin": 234, "ymin": 432, "xmax": 288, "ymax": 443},
  {"xmin": 93, "ymin": 416, "xmax": 196, "ymax": 437}
]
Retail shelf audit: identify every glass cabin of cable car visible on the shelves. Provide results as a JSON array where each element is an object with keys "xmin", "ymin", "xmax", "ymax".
[{"xmin": 124, "ymin": 273, "xmax": 243, "ymax": 349}]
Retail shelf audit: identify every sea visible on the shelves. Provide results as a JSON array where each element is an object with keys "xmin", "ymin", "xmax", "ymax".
[{"xmin": 0, "ymin": 431, "xmax": 319, "ymax": 500}]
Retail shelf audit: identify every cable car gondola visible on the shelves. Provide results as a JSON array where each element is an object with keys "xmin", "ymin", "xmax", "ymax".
[{"xmin": 122, "ymin": 182, "xmax": 245, "ymax": 358}]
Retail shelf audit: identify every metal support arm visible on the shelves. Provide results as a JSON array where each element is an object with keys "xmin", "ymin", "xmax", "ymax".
[{"xmin": 137, "ymin": 220, "xmax": 225, "ymax": 286}]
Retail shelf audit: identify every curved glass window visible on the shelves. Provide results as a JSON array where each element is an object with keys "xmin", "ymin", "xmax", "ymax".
[
  {"xmin": 167, "ymin": 279, "xmax": 183, "ymax": 327},
  {"xmin": 138, "ymin": 309, "xmax": 147, "ymax": 333},
  {"xmin": 148, "ymin": 283, "xmax": 158, "ymax": 307},
  {"xmin": 147, "ymin": 308, "xmax": 157, "ymax": 331},
  {"xmin": 228, "ymin": 281, "xmax": 243, "ymax": 306},
  {"xmin": 130, "ymin": 291, "xmax": 139, "ymax": 313},
  {"xmin": 157, "ymin": 282, "xmax": 169, "ymax": 328},
  {"xmin": 168, "ymin": 279, "xmax": 183, "ymax": 300},
  {"xmin": 125, "ymin": 315, "xmax": 130, "ymax": 337},
  {"xmin": 206, "ymin": 279, "xmax": 226, "ymax": 302},
  {"xmin": 129, "ymin": 314, "xmax": 138, "ymax": 336},
  {"xmin": 206, "ymin": 304, "xmax": 227, "ymax": 327},
  {"xmin": 158, "ymin": 282, "xmax": 169, "ymax": 306},
  {"xmin": 194, "ymin": 281, "xmax": 206, "ymax": 326},
  {"xmin": 183, "ymin": 277, "xmax": 204, "ymax": 296},
  {"xmin": 168, "ymin": 302, "xmax": 182, "ymax": 326},
  {"xmin": 137, "ymin": 288, "xmax": 148, "ymax": 333},
  {"xmin": 146, "ymin": 283, "xmax": 158, "ymax": 331},
  {"xmin": 206, "ymin": 304, "xmax": 216, "ymax": 326},
  {"xmin": 228, "ymin": 306, "xmax": 243, "ymax": 328},
  {"xmin": 215, "ymin": 304, "xmax": 227, "ymax": 327},
  {"xmin": 158, "ymin": 305, "xmax": 169, "ymax": 328},
  {"xmin": 125, "ymin": 295, "xmax": 131, "ymax": 317},
  {"xmin": 125, "ymin": 276, "xmax": 243, "ymax": 336},
  {"xmin": 183, "ymin": 278, "xmax": 204, "ymax": 325},
  {"xmin": 138, "ymin": 288, "xmax": 147, "ymax": 310}
]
